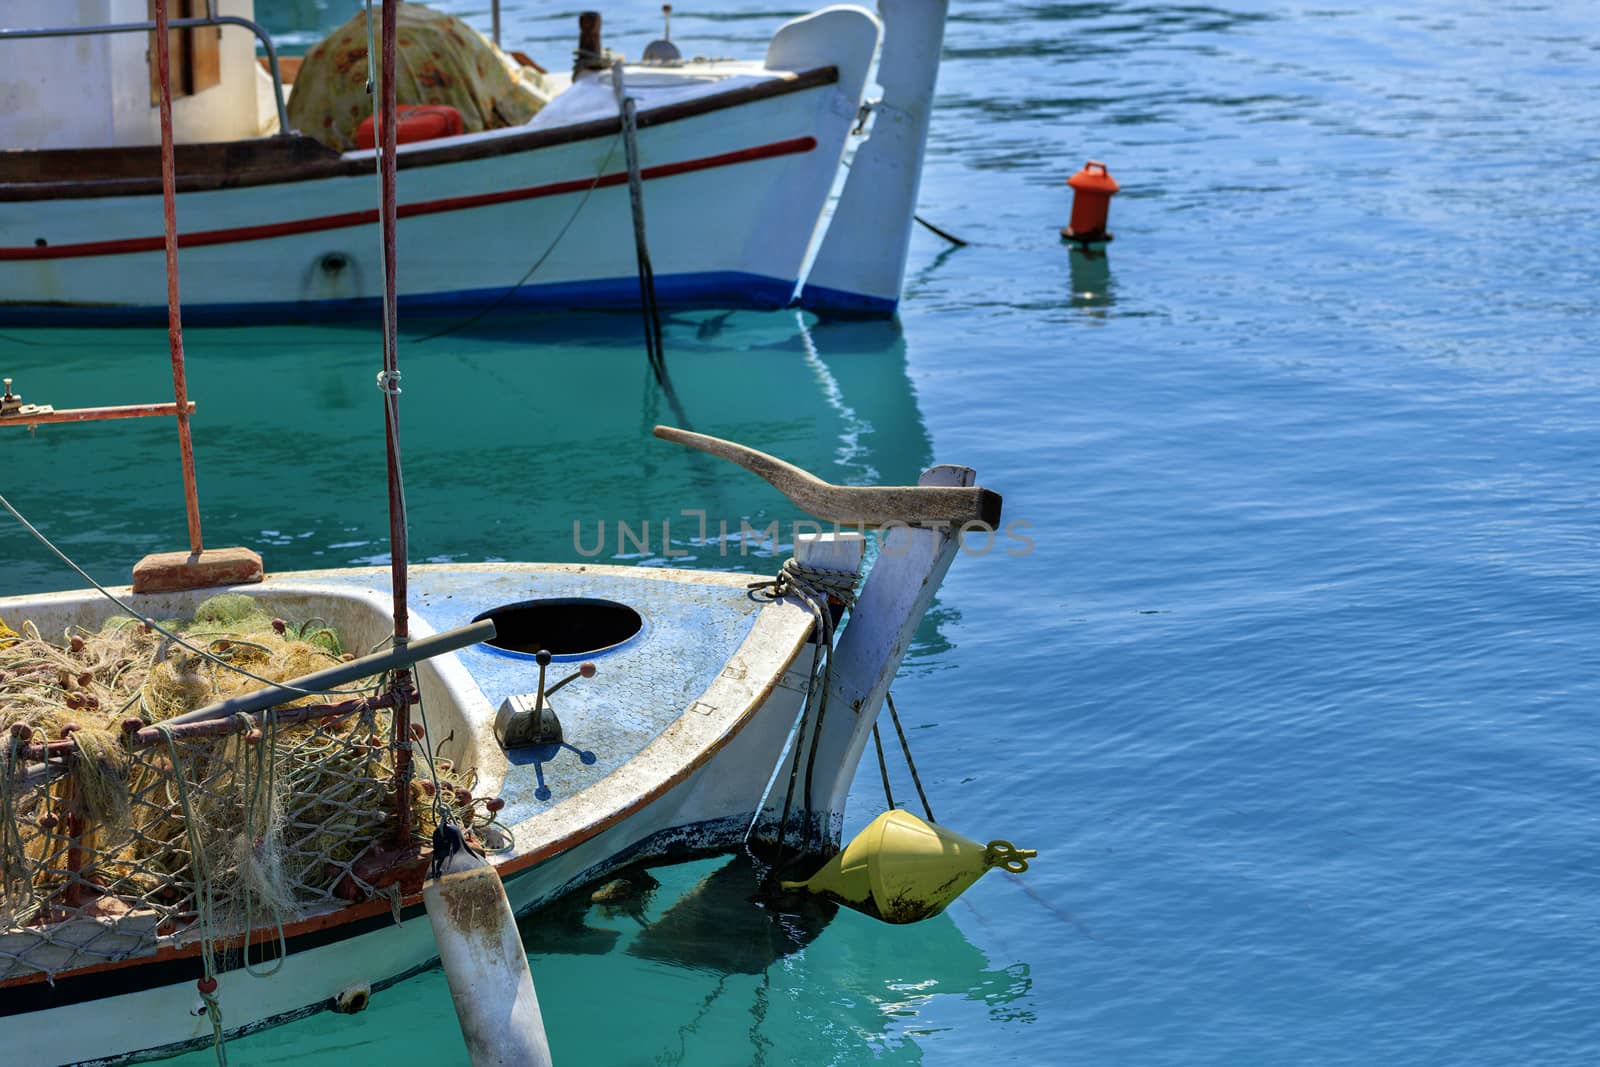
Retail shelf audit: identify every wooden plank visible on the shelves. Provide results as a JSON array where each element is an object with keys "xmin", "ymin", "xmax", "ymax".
[
  {"xmin": 0, "ymin": 402, "xmax": 195, "ymax": 429},
  {"xmin": 147, "ymin": 0, "xmax": 192, "ymax": 106},
  {"xmin": 652, "ymin": 426, "xmax": 1002, "ymax": 529},
  {"xmin": 130, "ymin": 546, "xmax": 263, "ymax": 594},
  {"xmin": 189, "ymin": 0, "xmax": 222, "ymax": 95},
  {"xmin": 509, "ymin": 51, "xmax": 546, "ymax": 74},
  {"xmin": 0, "ymin": 136, "xmax": 341, "ymax": 185},
  {"xmin": 258, "ymin": 55, "xmax": 304, "ymax": 84}
]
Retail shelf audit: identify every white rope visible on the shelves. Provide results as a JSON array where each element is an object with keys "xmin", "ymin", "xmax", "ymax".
[{"xmin": 155, "ymin": 722, "xmax": 228, "ymax": 1064}]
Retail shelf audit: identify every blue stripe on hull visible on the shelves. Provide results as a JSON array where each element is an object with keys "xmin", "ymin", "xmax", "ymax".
[
  {"xmin": 796, "ymin": 281, "xmax": 899, "ymax": 317},
  {"xmin": 0, "ymin": 271, "xmax": 801, "ymax": 328}
]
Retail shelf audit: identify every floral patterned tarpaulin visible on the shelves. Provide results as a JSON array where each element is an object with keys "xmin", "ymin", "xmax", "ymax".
[{"xmin": 286, "ymin": 2, "xmax": 551, "ymax": 151}]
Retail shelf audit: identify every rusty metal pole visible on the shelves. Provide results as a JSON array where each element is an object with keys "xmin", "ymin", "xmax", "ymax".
[
  {"xmin": 376, "ymin": 0, "xmax": 415, "ymax": 845},
  {"xmin": 153, "ymin": 0, "xmax": 204, "ymax": 556}
]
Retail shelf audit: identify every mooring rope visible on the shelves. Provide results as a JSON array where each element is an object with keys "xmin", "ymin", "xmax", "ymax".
[
  {"xmin": 870, "ymin": 723, "xmax": 896, "ymax": 811},
  {"xmin": 410, "ymin": 133, "xmax": 623, "ymax": 343},
  {"xmin": 885, "ymin": 691, "xmax": 935, "ymax": 824},
  {"xmin": 610, "ymin": 63, "xmax": 670, "ymax": 390},
  {"xmin": 748, "ymin": 558, "xmax": 859, "ymax": 866}
]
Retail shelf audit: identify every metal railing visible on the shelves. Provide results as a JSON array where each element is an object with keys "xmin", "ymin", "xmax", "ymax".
[{"xmin": 0, "ymin": 2, "xmax": 290, "ymax": 137}]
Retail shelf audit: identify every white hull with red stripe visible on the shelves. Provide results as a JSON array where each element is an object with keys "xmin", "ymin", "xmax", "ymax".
[{"xmin": 0, "ymin": 6, "xmax": 915, "ymax": 324}]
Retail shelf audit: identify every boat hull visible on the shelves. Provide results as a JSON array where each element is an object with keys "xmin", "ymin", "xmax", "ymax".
[
  {"xmin": 0, "ymin": 452, "xmax": 981, "ymax": 1064},
  {"xmin": 0, "ymin": 72, "xmax": 857, "ymax": 326},
  {"xmin": 7, "ymin": 806, "xmax": 801, "ymax": 1065},
  {"xmin": 0, "ymin": 564, "xmax": 816, "ymax": 1064}
]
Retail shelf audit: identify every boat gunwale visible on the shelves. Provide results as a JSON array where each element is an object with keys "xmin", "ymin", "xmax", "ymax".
[{"xmin": 0, "ymin": 65, "xmax": 840, "ymax": 202}]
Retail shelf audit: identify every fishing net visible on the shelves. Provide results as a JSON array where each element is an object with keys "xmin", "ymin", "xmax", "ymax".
[
  {"xmin": 0, "ymin": 595, "xmax": 488, "ymax": 982},
  {"xmin": 286, "ymin": 2, "xmax": 553, "ymax": 152}
]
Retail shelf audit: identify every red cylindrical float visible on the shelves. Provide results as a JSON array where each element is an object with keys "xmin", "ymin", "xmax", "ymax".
[
  {"xmin": 1064, "ymin": 160, "xmax": 1119, "ymax": 242},
  {"xmin": 355, "ymin": 104, "xmax": 466, "ymax": 150}
]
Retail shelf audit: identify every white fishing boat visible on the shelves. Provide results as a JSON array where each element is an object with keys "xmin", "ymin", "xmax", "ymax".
[
  {"xmin": 0, "ymin": 6, "xmax": 1023, "ymax": 1063},
  {"xmin": 0, "ymin": 0, "xmax": 949, "ymax": 324},
  {"xmin": 0, "ymin": 435, "xmax": 999, "ymax": 1064}
]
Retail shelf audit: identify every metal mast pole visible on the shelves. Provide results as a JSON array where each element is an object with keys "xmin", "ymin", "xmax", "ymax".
[{"xmin": 375, "ymin": 0, "xmax": 416, "ymax": 842}]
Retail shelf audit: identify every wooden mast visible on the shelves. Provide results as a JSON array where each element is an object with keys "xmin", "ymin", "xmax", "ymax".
[
  {"xmin": 155, "ymin": 0, "xmax": 201, "ymax": 554},
  {"xmin": 128, "ymin": 0, "xmax": 262, "ymax": 594}
]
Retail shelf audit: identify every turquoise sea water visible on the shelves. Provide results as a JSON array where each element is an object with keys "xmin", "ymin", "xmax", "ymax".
[{"xmin": 5, "ymin": 1, "xmax": 1600, "ymax": 1063}]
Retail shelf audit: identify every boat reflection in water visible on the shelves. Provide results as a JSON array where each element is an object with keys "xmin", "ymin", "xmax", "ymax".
[
  {"xmin": 522, "ymin": 851, "xmax": 1032, "ymax": 1063},
  {"xmin": 532, "ymin": 853, "xmax": 838, "ymax": 973},
  {"xmin": 2, "ymin": 305, "xmax": 1008, "ymax": 1063},
  {"xmin": 1, "ymin": 311, "xmax": 937, "ymax": 595}
]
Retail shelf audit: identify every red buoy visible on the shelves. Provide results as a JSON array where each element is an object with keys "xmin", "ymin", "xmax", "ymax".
[{"xmin": 1062, "ymin": 160, "xmax": 1119, "ymax": 245}]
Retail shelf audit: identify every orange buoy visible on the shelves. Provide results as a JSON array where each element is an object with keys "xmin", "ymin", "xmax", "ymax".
[{"xmin": 1062, "ymin": 160, "xmax": 1119, "ymax": 245}]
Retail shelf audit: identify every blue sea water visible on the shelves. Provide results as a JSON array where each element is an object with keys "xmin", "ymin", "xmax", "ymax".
[{"xmin": 4, "ymin": 1, "xmax": 1599, "ymax": 1063}]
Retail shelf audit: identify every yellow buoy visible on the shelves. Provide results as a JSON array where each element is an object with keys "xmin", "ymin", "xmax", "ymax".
[{"xmin": 781, "ymin": 809, "xmax": 1035, "ymax": 924}]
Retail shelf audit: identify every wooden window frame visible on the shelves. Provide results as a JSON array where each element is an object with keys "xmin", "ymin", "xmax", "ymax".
[{"xmin": 147, "ymin": 0, "xmax": 221, "ymax": 105}]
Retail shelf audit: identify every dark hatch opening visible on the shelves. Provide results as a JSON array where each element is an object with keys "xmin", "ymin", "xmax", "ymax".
[{"xmin": 472, "ymin": 597, "xmax": 643, "ymax": 659}]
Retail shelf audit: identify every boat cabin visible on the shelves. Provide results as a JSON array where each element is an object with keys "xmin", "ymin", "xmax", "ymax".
[{"xmin": 1, "ymin": 1, "xmax": 277, "ymax": 150}]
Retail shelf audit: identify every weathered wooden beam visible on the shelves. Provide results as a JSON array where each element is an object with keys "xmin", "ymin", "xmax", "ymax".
[
  {"xmin": 131, "ymin": 546, "xmax": 264, "ymax": 593},
  {"xmin": 652, "ymin": 425, "xmax": 1002, "ymax": 529},
  {"xmin": 0, "ymin": 401, "xmax": 195, "ymax": 428}
]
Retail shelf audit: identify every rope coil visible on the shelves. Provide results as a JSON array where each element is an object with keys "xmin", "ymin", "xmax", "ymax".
[{"xmin": 751, "ymin": 558, "xmax": 861, "ymax": 607}]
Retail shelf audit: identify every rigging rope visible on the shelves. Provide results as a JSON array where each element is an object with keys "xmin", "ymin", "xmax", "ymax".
[
  {"xmin": 370, "ymin": 0, "xmax": 410, "ymax": 652},
  {"xmin": 368, "ymin": 0, "xmax": 425, "ymax": 845}
]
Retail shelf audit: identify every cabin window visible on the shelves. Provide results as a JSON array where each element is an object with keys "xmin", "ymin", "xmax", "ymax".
[{"xmin": 147, "ymin": 0, "xmax": 222, "ymax": 104}]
